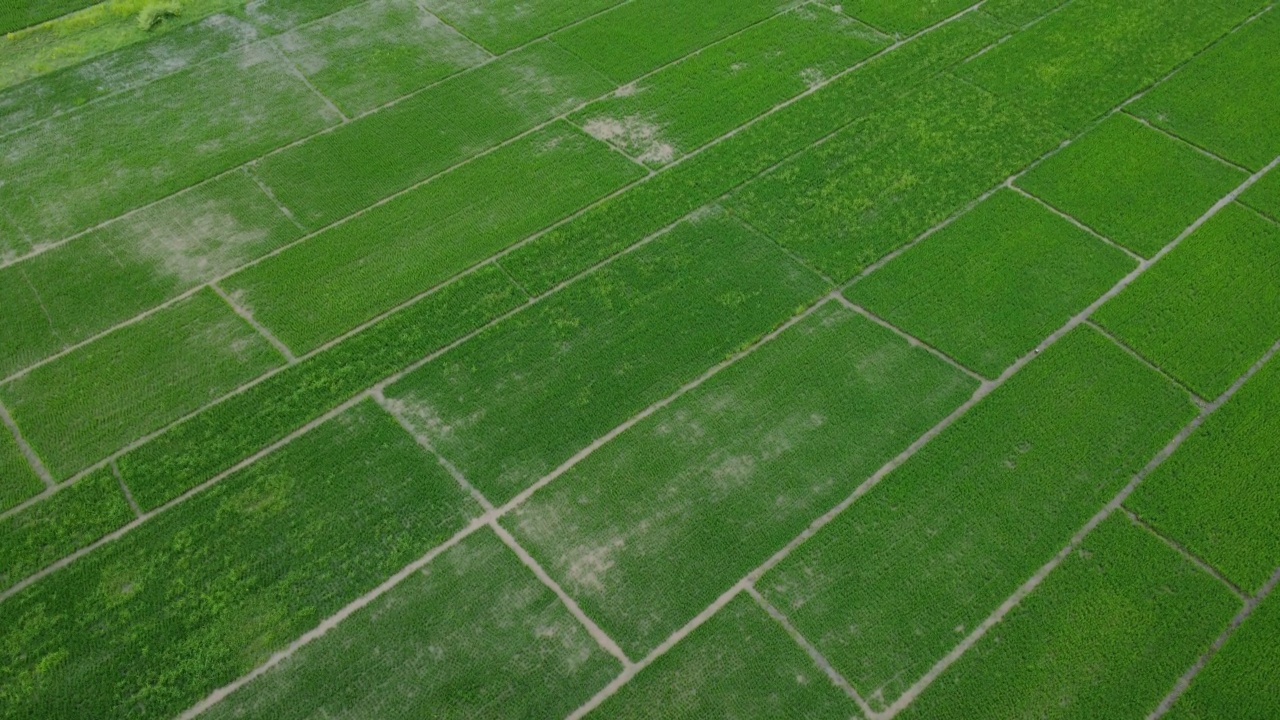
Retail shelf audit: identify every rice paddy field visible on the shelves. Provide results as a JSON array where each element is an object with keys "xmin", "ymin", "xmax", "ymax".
[{"xmin": 1, "ymin": 0, "xmax": 1278, "ymax": 717}]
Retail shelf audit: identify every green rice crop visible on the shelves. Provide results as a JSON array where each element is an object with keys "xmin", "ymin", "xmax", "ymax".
[
  {"xmin": 254, "ymin": 40, "xmax": 613, "ymax": 229},
  {"xmin": 0, "ymin": 170, "xmax": 301, "ymax": 378},
  {"xmin": 225, "ymin": 122, "xmax": 643, "ymax": 353},
  {"xmin": 0, "ymin": 399, "xmax": 479, "ymax": 720},
  {"xmin": 0, "ymin": 288, "xmax": 286, "ymax": 479},
  {"xmin": 1167, "ymin": 589, "xmax": 1280, "ymax": 720},
  {"xmin": 957, "ymin": 0, "xmax": 1263, "ymax": 131},
  {"xmin": 117, "ymin": 265, "xmax": 524, "ymax": 510},
  {"xmin": 979, "ymin": 0, "xmax": 1069, "ymax": 26},
  {"xmin": 203, "ymin": 529, "xmax": 620, "ymax": 719},
  {"xmin": 1129, "ymin": 9, "xmax": 1280, "ymax": 171},
  {"xmin": 273, "ymin": 0, "xmax": 490, "ymax": 116},
  {"xmin": 1094, "ymin": 203, "xmax": 1280, "ymax": 399},
  {"xmin": 839, "ymin": 0, "xmax": 978, "ymax": 35},
  {"xmin": 1128, "ymin": 355, "xmax": 1280, "ymax": 593},
  {"xmin": 421, "ymin": 0, "xmax": 625, "ymax": 54},
  {"xmin": 1240, "ymin": 166, "xmax": 1280, "ymax": 222},
  {"xmin": 0, "ymin": 425, "xmax": 42, "ymax": 513},
  {"xmin": 848, "ymin": 189, "xmax": 1135, "ymax": 378},
  {"xmin": 242, "ymin": 0, "xmax": 367, "ymax": 34},
  {"xmin": 506, "ymin": 302, "xmax": 977, "ymax": 656},
  {"xmin": 0, "ymin": 0, "xmax": 101, "ymax": 35},
  {"xmin": 569, "ymin": 4, "xmax": 887, "ymax": 167},
  {"xmin": 726, "ymin": 74, "xmax": 1064, "ymax": 282},
  {"xmin": 589, "ymin": 594, "xmax": 860, "ymax": 719},
  {"xmin": 551, "ymin": 0, "xmax": 788, "ymax": 84},
  {"xmin": 0, "ymin": 468, "xmax": 132, "ymax": 591},
  {"xmin": 1017, "ymin": 114, "xmax": 1245, "ymax": 257},
  {"xmin": 0, "ymin": 15, "xmax": 253, "ymax": 135},
  {"xmin": 387, "ymin": 208, "xmax": 829, "ymax": 505},
  {"xmin": 759, "ymin": 327, "xmax": 1196, "ymax": 711},
  {"xmin": 0, "ymin": 42, "xmax": 340, "ymax": 244},
  {"xmin": 504, "ymin": 11, "xmax": 1006, "ymax": 295},
  {"xmin": 898, "ymin": 514, "xmax": 1238, "ymax": 719}
]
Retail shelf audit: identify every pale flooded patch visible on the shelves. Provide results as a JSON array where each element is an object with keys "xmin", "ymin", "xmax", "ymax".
[{"xmin": 581, "ymin": 115, "xmax": 677, "ymax": 167}]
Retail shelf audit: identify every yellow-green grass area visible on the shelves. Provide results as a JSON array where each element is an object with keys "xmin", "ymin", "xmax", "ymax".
[
  {"xmin": 1241, "ymin": 165, "xmax": 1280, "ymax": 222},
  {"xmin": 0, "ymin": 42, "xmax": 341, "ymax": 246},
  {"xmin": 272, "ymin": 0, "xmax": 490, "ymax": 117},
  {"xmin": 956, "ymin": 0, "xmax": 1266, "ymax": 131},
  {"xmin": 1017, "ymin": 114, "xmax": 1246, "ymax": 257},
  {"xmin": 0, "ymin": 170, "xmax": 301, "ymax": 378},
  {"xmin": 725, "ymin": 74, "xmax": 1065, "ymax": 283},
  {"xmin": 587, "ymin": 594, "xmax": 860, "ymax": 719},
  {"xmin": 1129, "ymin": 8, "xmax": 1280, "ymax": 171},
  {"xmin": 839, "ymin": 0, "xmax": 977, "ymax": 35},
  {"xmin": 225, "ymin": 121, "xmax": 644, "ymax": 354},
  {"xmin": 0, "ymin": 13, "xmax": 257, "ymax": 135},
  {"xmin": 759, "ymin": 328, "xmax": 1196, "ymax": 712},
  {"xmin": 0, "ymin": 468, "xmax": 131, "ymax": 590},
  {"xmin": 898, "ymin": 514, "xmax": 1239, "ymax": 720},
  {"xmin": 385, "ymin": 209, "xmax": 829, "ymax": 505},
  {"xmin": 569, "ymin": 4, "xmax": 888, "ymax": 168},
  {"xmin": 0, "ymin": 399, "xmax": 479, "ymax": 720},
  {"xmin": 0, "ymin": 288, "xmax": 285, "ymax": 479},
  {"xmin": 847, "ymin": 189, "xmax": 1135, "ymax": 378},
  {"xmin": 1127, "ymin": 352, "xmax": 1280, "ymax": 594},
  {"xmin": 0, "ymin": 0, "xmax": 241, "ymax": 90},
  {"xmin": 116, "ymin": 266, "xmax": 524, "ymax": 510},
  {"xmin": 506, "ymin": 302, "xmax": 977, "ymax": 657},
  {"xmin": 201, "ymin": 529, "xmax": 620, "ymax": 719},
  {"xmin": 551, "ymin": 0, "xmax": 790, "ymax": 85},
  {"xmin": 421, "ymin": 0, "xmax": 625, "ymax": 55},
  {"xmin": 254, "ymin": 40, "xmax": 613, "ymax": 229},
  {"xmin": 507, "ymin": 10, "xmax": 1010, "ymax": 295},
  {"xmin": 1168, "ymin": 588, "xmax": 1280, "ymax": 720},
  {"xmin": 1094, "ymin": 202, "xmax": 1280, "ymax": 400},
  {"xmin": 0, "ymin": 426, "xmax": 43, "ymax": 513}
]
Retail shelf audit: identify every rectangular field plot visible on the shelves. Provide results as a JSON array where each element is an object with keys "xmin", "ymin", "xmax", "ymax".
[
  {"xmin": 0, "ymin": 43, "xmax": 341, "ymax": 245},
  {"xmin": 551, "ymin": 0, "xmax": 788, "ymax": 84},
  {"xmin": 1240, "ymin": 162, "xmax": 1280, "ymax": 222},
  {"xmin": 505, "ymin": 10, "xmax": 1008, "ymax": 295},
  {"xmin": 898, "ymin": 515, "xmax": 1238, "ymax": 720},
  {"xmin": 1094, "ymin": 203, "xmax": 1280, "ymax": 399},
  {"xmin": 569, "ymin": 5, "xmax": 887, "ymax": 167},
  {"xmin": 1168, "ymin": 589, "xmax": 1280, "ymax": 720},
  {"xmin": 588, "ymin": 594, "xmax": 860, "ymax": 719},
  {"xmin": 847, "ymin": 189, "xmax": 1135, "ymax": 378},
  {"xmin": 505, "ymin": 302, "xmax": 977, "ymax": 657},
  {"xmin": 839, "ymin": 0, "xmax": 976, "ymax": 35},
  {"xmin": 203, "ymin": 529, "xmax": 618, "ymax": 720},
  {"xmin": 1129, "ymin": 9, "xmax": 1280, "ymax": 171},
  {"xmin": 0, "ymin": 468, "xmax": 132, "ymax": 591},
  {"xmin": 726, "ymin": 74, "xmax": 1063, "ymax": 283},
  {"xmin": 1018, "ymin": 114, "xmax": 1246, "ymax": 257},
  {"xmin": 0, "ymin": 13, "xmax": 260, "ymax": 136},
  {"xmin": 385, "ymin": 209, "xmax": 828, "ymax": 505},
  {"xmin": 0, "ymin": 421, "xmax": 42, "ymax": 512},
  {"xmin": 1127, "ymin": 355, "xmax": 1280, "ymax": 593},
  {"xmin": 117, "ymin": 266, "xmax": 525, "ymax": 510},
  {"xmin": 0, "ymin": 0, "xmax": 97, "ymax": 34},
  {"xmin": 255, "ymin": 40, "xmax": 612, "ymax": 229},
  {"xmin": 274, "ymin": 0, "xmax": 490, "ymax": 116},
  {"xmin": 758, "ymin": 327, "xmax": 1195, "ymax": 711},
  {"xmin": 0, "ymin": 171, "xmax": 301, "ymax": 378},
  {"xmin": 956, "ymin": 0, "xmax": 1262, "ymax": 131},
  {"xmin": 0, "ymin": 288, "xmax": 286, "ymax": 479},
  {"xmin": 225, "ymin": 122, "xmax": 642, "ymax": 353},
  {"xmin": 0, "ymin": 399, "xmax": 479, "ymax": 720},
  {"xmin": 421, "ymin": 0, "xmax": 625, "ymax": 54}
]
